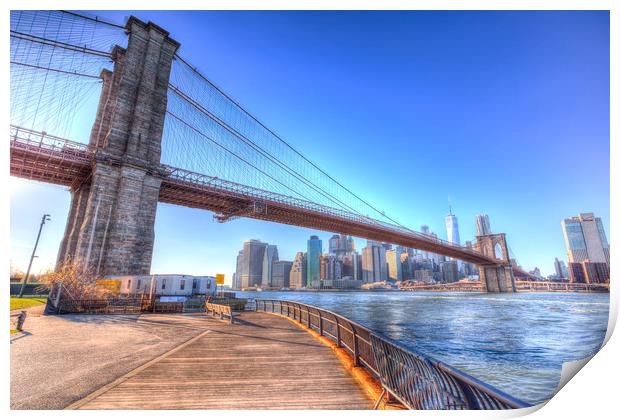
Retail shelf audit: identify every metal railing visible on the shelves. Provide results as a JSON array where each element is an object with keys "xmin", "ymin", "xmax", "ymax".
[
  {"xmin": 51, "ymin": 297, "xmax": 153, "ymax": 314},
  {"xmin": 255, "ymin": 299, "xmax": 528, "ymax": 410}
]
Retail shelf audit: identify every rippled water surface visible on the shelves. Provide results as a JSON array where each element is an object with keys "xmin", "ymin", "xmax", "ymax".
[{"xmin": 237, "ymin": 290, "xmax": 609, "ymax": 405}]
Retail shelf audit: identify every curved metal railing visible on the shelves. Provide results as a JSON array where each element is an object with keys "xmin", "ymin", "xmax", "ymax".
[{"xmin": 255, "ymin": 299, "xmax": 528, "ymax": 410}]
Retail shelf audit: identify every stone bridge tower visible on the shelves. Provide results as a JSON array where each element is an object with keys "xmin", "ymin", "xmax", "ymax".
[
  {"xmin": 57, "ymin": 17, "xmax": 179, "ymax": 276},
  {"xmin": 475, "ymin": 233, "xmax": 516, "ymax": 292}
]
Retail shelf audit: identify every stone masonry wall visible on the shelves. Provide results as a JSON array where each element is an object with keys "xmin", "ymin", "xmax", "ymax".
[{"xmin": 57, "ymin": 17, "xmax": 179, "ymax": 276}]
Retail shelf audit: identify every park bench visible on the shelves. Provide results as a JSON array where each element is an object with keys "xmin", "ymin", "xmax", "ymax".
[{"xmin": 205, "ymin": 302, "xmax": 236, "ymax": 324}]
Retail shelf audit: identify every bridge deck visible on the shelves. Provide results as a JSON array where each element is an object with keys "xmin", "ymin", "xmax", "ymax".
[{"xmin": 69, "ymin": 311, "xmax": 372, "ymax": 410}]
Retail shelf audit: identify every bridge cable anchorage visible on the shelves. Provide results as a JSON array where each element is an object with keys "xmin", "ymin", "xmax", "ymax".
[{"xmin": 171, "ymin": 54, "xmax": 411, "ymax": 229}]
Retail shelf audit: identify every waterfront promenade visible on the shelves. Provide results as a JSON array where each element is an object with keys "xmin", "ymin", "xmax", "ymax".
[{"xmin": 11, "ymin": 311, "xmax": 372, "ymax": 410}]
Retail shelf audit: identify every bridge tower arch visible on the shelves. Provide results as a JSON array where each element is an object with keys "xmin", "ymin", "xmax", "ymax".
[
  {"xmin": 475, "ymin": 233, "xmax": 516, "ymax": 293},
  {"xmin": 57, "ymin": 17, "xmax": 180, "ymax": 276}
]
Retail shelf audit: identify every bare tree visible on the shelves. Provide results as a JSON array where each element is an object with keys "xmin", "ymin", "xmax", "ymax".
[{"xmin": 38, "ymin": 262, "xmax": 113, "ymax": 300}]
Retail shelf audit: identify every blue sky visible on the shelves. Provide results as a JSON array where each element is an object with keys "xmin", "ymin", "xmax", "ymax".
[{"xmin": 10, "ymin": 11, "xmax": 609, "ymax": 280}]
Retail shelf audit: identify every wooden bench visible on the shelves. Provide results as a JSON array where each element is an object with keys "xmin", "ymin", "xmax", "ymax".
[{"xmin": 205, "ymin": 302, "xmax": 236, "ymax": 324}]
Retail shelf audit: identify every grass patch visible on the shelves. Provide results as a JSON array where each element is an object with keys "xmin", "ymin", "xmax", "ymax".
[{"xmin": 10, "ymin": 297, "xmax": 47, "ymax": 311}]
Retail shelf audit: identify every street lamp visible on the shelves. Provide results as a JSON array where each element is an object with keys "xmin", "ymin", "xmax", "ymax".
[{"xmin": 18, "ymin": 214, "xmax": 51, "ymax": 298}]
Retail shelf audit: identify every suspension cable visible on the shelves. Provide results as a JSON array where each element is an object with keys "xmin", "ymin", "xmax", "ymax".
[
  {"xmin": 173, "ymin": 53, "xmax": 411, "ymax": 230},
  {"xmin": 10, "ymin": 31, "xmax": 113, "ymax": 58},
  {"xmin": 10, "ymin": 61, "xmax": 103, "ymax": 80},
  {"xmin": 169, "ymin": 84, "xmax": 371, "ymax": 218}
]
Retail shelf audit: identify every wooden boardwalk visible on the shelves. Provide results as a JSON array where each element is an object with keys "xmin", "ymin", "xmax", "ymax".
[{"xmin": 69, "ymin": 311, "xmax": 372, "ymax": 409}]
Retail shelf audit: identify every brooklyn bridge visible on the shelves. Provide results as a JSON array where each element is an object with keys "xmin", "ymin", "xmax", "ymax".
[{"xmin": 10, "ymin": 10, "xmax": 531, "ymax": 292}]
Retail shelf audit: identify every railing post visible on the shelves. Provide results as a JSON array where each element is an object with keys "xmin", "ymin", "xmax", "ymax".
[
  {"xmin": 353, "ymin": 326, "xmax": 361, "ymax": 366},
  {"xmin": 306, "ymin": 305, "xmax": 311, "ymax": 328},
  {"xmin": 335, "ymin": 317, "xmax": 342, "ymax": 348},
  {"xmin": 319, "ymin": 311, "xmax": 323, "ymax": 336}
]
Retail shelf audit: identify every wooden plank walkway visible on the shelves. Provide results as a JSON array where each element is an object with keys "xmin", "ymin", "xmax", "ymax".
[{"xmin": 70, "ymin": 311, "xmax": 372, "ymax": 409}]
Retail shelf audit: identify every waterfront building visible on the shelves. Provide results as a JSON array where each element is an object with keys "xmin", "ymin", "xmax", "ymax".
[
  {"xmin": 261, "ymin": 244, "xmax": 279, "ymax": 287},
  {"xmin": 414, "ymin": 269, "xmax": 434, "ymax": 283},
  {"xmin": 554, "ymin": 257, "xmax": 569, "ymax": 279},
  {"xmin": 475, "ymin": 213, "xmax": 492, "ymax": 236},
  {"xmin": 568, "ymin": 263, "xmax": 587, "ymax": 284},
  {"xmin": 233, "ymin": 250, "xmax": 244, "ymax": 289},
  {"xmin": 272, "ymin": 260, "xmax": 293, "ymax": 289},
  {"xmin": 386, "ymin": 248, "xmax": 403, "ymax": 282},
  {"xmin": 400, "ymin": 252, "xmax": 414, "ymax": 280},
  {"xmin": 561, "ymin": 213, "xmax": 610, "ymax": 266},
  {"xmin": 289, "ymin": 252, "xmax": 307, "ymax": 289},
  {"xmin": 328, "ymin": 278, "xmax": 363, "ymax": 289},
  {"xmin": 307, "ymin": 235, "xmax": 322, "ymax": 287},
  {"xmin": 429, "ymin": 232, "xmax": 440, "ymax": 265},
  {"xmin": 583, "ymin": 261, "xmax": 610, "ymax": 284},
  {"xmin": 529, "ymin": 267, "xmax": 542, "ymax": 278},
  {"xmin": 239, "ymin": 240, "xmax": 268, "ymax": 289},
  {"xmin": 119, "ymin": 274, "xmax": 216, "ymax": 296},
  {"xmin": 568, "ymin": 261, "xmax": 609, "ymax": 284},
  {"xmin": 441, "ymin": 260, "xmax": 459, "ymax": 283},
  {"xmin": 362, "ymin": 243, "xmax": 388, "ymax": 283},
  {"xmin": 463, "ymin": 241, "xmax": 476, "ymax": 276},
  {"xmin": 341, "ymin": 251, "xmax": 361, "ymax": 280},
  {"xmin": 320, "ymin": 254, "xmax": 342, "ymax": 280}
]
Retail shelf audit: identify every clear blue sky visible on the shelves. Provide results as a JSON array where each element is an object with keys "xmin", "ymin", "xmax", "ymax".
[{"xmin": 10, "ymin": 11, "xmax": 609, "ymax": 280}]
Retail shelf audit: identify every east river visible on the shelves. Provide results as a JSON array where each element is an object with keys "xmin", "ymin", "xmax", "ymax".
[{"xmin": 237, "ymin": 290, "xmax": 609, "ymax": 405}]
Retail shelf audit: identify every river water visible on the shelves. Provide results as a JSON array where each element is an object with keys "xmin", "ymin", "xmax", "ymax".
[{"xmin": 236, "ymin": 290, "xmax": 609, "ymax": 405}]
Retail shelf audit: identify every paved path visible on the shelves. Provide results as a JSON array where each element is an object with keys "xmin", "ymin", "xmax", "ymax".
[
  {"xmin": 11, "ymin": 313, "xmax": 210, "ymax": 409},
  {"xmin": 69, "ymin": 312, "xmax": 372, "ymax": 409}
]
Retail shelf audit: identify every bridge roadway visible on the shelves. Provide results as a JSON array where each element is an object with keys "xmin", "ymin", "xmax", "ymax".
[
  {"xmin": 67, "ymin": 311, "xmax": 372, "ymax": 409},
  {"xmin": 10, "ymin": 125, "xmax": 504, "ymax": 267}
]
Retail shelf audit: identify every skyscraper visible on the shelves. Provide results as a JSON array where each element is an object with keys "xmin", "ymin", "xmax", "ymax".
[
  {"xmin": 307, "ymin": 235, "xmax": 322, "ymax": 287},
  {"xmin": 239, "ymin": 240, "xmax": 268, "ymax": 289},
  {"xmin": 554, "ymin": 257, "xmax": 568, "ymax": 279},
  {"xmin": 475, "ymin": 213, "xmax": 492, "ymax": 236},
  {"xmin": 289, "ymin": 252, "xmax": 307, "ymax": 289},
  {"xmin": 328, "ymin": 235, "xmax": 340, "ymax": 255},
  {"xmin": 328, "ymin": 234, "xmax": 354, "ymax": 256},
  {"xmin": 440, "ymin": 260, "xmax": 459, "ymax": 283},
  {"xmin": 261, "ymin": 244, "xmax": 279, "ymax": 287},
  {"xmin": 233, "ymin": 250, "xmax": 244, "ymax": 289},
  {"xmin": 561, "ymin": 213, "xmax": 610, "ymax": 266},
  {"xmin": 362, "ymin": 243, "xmax": 387, "ymax": 283},
  {"xmin": 386, "ymin": 248, "xmax": 403, "ymax": 282},
  {"xmin": 445, "ymin": 206, "xmax": 461, "ymax": 246},
  {"xmin": 272, "ymin": 260, "xmax": 292, "ymax": 289},
  {"xmin": 320, "ymin": 254, "xmax": 341, "ymax": 280}
]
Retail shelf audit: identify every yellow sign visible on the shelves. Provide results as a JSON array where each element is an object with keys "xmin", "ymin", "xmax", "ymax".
[
  {"xmin": 96, "ymin": 279, "xmax": 121, "ymax": 294},
  {"xmin": 216, "ymin": 274, "xmax": 225, "ymax": 285}
]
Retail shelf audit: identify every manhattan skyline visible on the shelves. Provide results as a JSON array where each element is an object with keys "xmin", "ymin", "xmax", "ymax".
[{"xmin": 9, "ymin": 10, "xmax": 609, "ymax": 282}]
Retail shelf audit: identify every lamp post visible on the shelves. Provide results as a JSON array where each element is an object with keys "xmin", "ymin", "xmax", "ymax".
[{"xmin": 18, "ymin": 214, "xmax": 51, "ymax": 298}]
